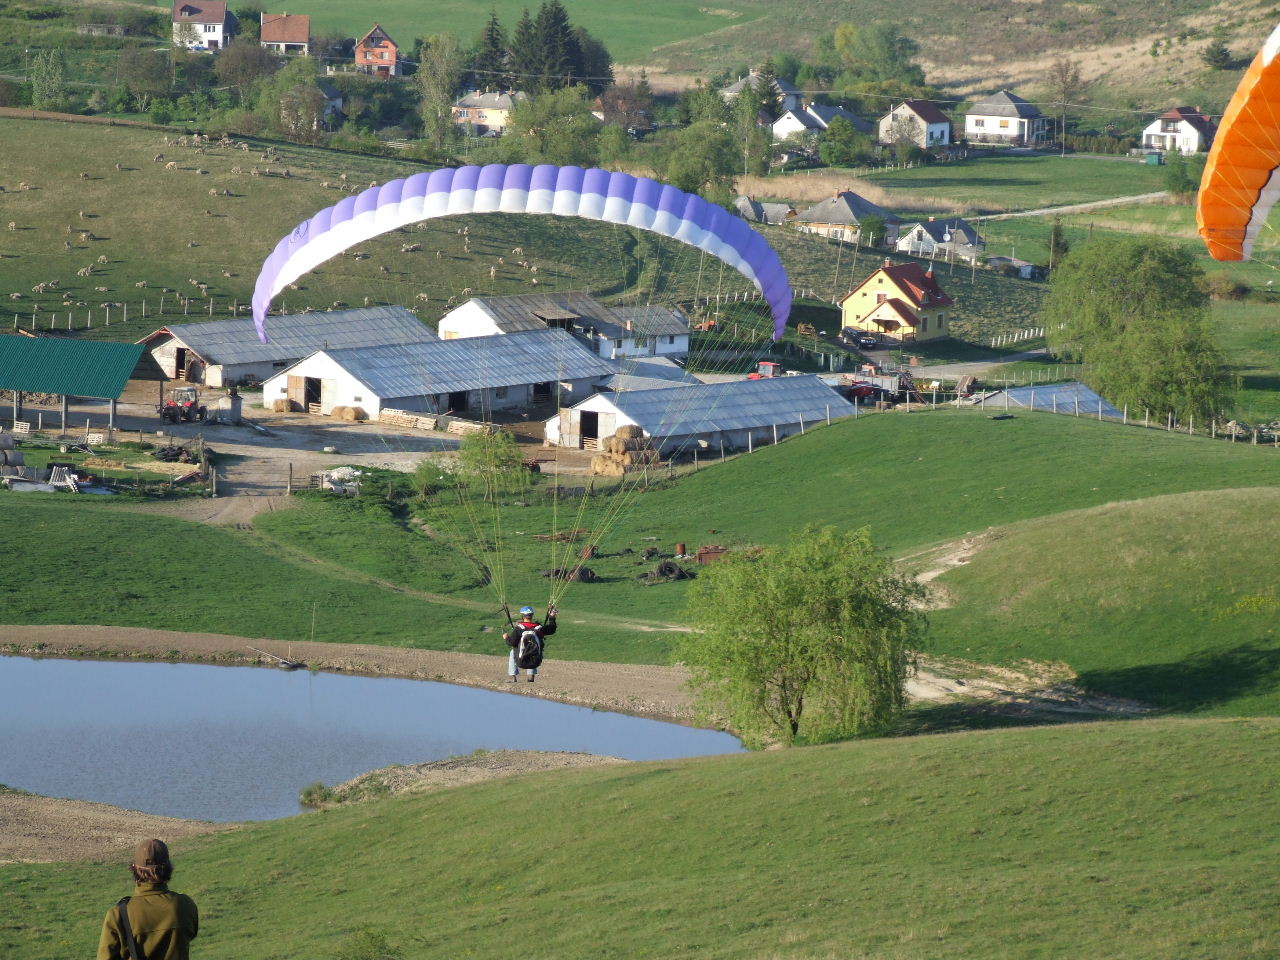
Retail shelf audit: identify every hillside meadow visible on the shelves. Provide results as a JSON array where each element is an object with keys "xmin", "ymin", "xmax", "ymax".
[{"xmin": 2, "ymin": 716, "xmax": 1277, "ymax": 959}]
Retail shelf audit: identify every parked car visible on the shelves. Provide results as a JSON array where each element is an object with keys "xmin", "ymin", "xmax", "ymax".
[{"xmin": 840, "ymin": 328, "xmax": 881, "ymax": 350}]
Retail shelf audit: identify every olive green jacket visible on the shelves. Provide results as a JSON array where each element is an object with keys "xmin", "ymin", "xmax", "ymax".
[{"xmin": 97, "ymin": 882, "xmax": 199, "ymax": 960}]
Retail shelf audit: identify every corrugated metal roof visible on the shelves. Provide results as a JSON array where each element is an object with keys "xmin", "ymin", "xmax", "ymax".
[
  {"xmin": 0, "ymin": 335, "xmax": 144, "ymax": 399},
  {"xmin": 608, "ymin": 305, "xmax": 690, "ymax": 338},
  {"xmin": 146, "ymin": 306, "xmax": 436, "ymax": 367},
  {"xmin": 599, "ymin": 375, "xmax": 854, "ymax": 437},
  {"xmin": 466, "ymin": 293, "xmax": 689, "ymax": 341},
  {"xmin": 610, "ymin": 357, "xmax": 701, "ymax": 383},
  {"xmin": 314, "ymin": 328, "xmax": 616, "ymax": 400}
]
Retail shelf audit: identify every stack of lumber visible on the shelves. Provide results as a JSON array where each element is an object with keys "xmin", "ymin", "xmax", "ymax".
[
  {"xmin": 446, "ymin": 419, "xmax": 496, "ymax": 436},
  {"xmin": 591, "ymin": 425, "xmax": 659, "ymax": 476},
  {"xmin": 380, "ymin": 408, "xmax": 440, "ymax": 431}
]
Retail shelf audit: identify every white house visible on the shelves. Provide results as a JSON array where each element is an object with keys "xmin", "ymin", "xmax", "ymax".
[
  {"xmin": 896, "ymin": 217, "xmax": 986, "ymax": 263},
  {"xmin": 879, "ymin": 99, "xmax": 951, "ymax": 148},
  {"xmin": 546, "ymin": 375, "xmax": 854, "ymax": 456},
  {"xmin": 171, "ymin": 0, "xmax": 235, "ymax": 51},
  {"xmin": 772, "ymin": 102, "xmax": 871, "ymax": 141},
  {"xmin": 964, "ymin": 90, "xmax": 1049, "ymax": 145},
  {"xmin": 262, "ymin": 328, "xmax": 616, "ymax": 420},
  {"xmin": 721, "ymin": 71, "xmax": 803, "ymax": 114},
  {"xmin": 438, "ymin": 292, "xmax": 690, "ymax": 360},
  {"xmin": 1142, "ymin": 107, "xmax": 1217, "ymax": 154},
  {"xmin": 138, "ymin": 306, "xmax": 436, "ymax": 388}
]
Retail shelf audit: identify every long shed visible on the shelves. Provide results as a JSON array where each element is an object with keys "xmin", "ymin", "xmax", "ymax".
[
  {"xmin": 262, "ymin": 328, "xmax": 616, "ymax": 420},
  {"xmin": 138, "ymin": 306, "xmax": 436, "ymax": 387},
  {"xmin": 546, "ymin": 374, "xmax": 855, "ymax": 456}
]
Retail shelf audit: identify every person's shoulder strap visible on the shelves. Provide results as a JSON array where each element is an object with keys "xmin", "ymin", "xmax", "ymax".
[{"xmin": 117, "ymin": 896, "xmax": 144, "ymax": 960}]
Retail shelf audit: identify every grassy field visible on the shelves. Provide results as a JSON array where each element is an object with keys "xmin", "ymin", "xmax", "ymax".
[{"xmin": 2, "ymin": 715, "xmax": 1277, "ymax": 959}]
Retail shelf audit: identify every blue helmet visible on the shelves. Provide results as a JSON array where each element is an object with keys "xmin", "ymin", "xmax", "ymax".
[{"xmin": 519, "ymin": 606, "xmax": 535, "ymax": 618}]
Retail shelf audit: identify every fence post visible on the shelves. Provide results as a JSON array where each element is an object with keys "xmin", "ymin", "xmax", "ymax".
[
  {"xmin": 1074, "ymin": 395, "xmax": 1080, "ymax": 417},
  {"xmin": 1189, "ymin": 415, "xmax": 1194, "ymax": 436},
  {"xmin": 1098, "ymin": 399, "xmax": 1102, "ymax": 420}
]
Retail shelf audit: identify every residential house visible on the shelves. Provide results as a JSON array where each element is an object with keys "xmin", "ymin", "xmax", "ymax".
[
  {"xmin": 878, "ymin": 99, "xmax": 952, "ymax": 148},
  {"xmin": 721, "ymin": 70, "xmax": 803, "ymax": 114},
  {"xmin": 137, "ymin": 306, "xmax": 436, "ymax": 388},
  {"xmin": 734, "ymin": 195, "xmax": 795, "ymax": 225},
  {"xmin": 792, "ymin": 191, "xmax": 901, "ymax": 246},
  {"xmin": 318, "ymin": 81, "xmax": 344, "ymax": 126},
  {"xmin": 262, "ymin": 328, "xmax": 615, "ymax": 420},
  {"xmin": 839, "ymin": 259, "xmax": 955, "ymax": 343},
  {"xmin": 896, "ymin": 217, "xmax": 986, "ymax": 264},
  {"xmin": 964, "ymin": 90, "xmax": 1049, "ymax": 145},
  {"xmin": 171, "ymin": 0, "xmax": 235, "ymax": 51},
  {"xmin": 772, "ymin": 102, "xmax": 871, "ymax": 141},
  {"xmin": 546, "ymin": 375, "xmax": 854, "ymax": 456},
  {"xmin": 355, "ymin": 23, "xmax": 400, "ymax": 77},
  {"xmin": 260, "ymin": 12, "xmax": 310, "ymax": 55},
  {"xmin": 1142, "ymin": 106, "xmax": 1217, "ymax": 154},
  {"xmin": 438, "ymin": 292, "xmax": 690, "ymax": 360},
  {"xmin": 451, "ymin": 90, "xmax": 529, "ymax": 136}
]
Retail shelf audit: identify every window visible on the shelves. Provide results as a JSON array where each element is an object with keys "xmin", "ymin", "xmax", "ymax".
[
  {"xmin": 458, "ymin": 109, "xmax": 469, "ymax": 118},
  {"xmin": 353, "ymin": 395, "xmax": 363, "ymax": 402},
  {"xmin": 495, "ymin": 386, "xmax": 507, "ymax": 399},
  {"xmin": 204, "ymin": 23, "xmax": 215, "ymax": 32},
  {"xmin": 921, "ymin": 317, "xmax": 928, "ymax": 332},
  {"xmin": 667, "ymin": 335, "xmax": 676, "ymax": 344},
  {"xmin": 278, "ymin": 386, "xmax": 287, "ymax": 394},
  {"xmin": 876, "ymin": 292, "xmax": 886, "ymax": 304},
  {"xmin": 999, "ymin": 119, "xmax": 1009, "ymax": 129},
  {"xmin": 613, "ymin": 339, "xmax": 622, "ymax": 348},
  {"xmin": 634, "ymin": 336, "xmax": 649, "ymax": 349},
  {"xmin": 973, "ymin": 118, "xmax": 985, "ymax": 128}
]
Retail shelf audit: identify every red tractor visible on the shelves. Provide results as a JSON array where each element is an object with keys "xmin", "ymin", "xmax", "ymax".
[
  {"xmin": 747, "ymin": 361, "xmax": 783, "ymax": 380},
  {"xmin": 159, "ymin": 386, "xmax": 207, "ymax": 424}
]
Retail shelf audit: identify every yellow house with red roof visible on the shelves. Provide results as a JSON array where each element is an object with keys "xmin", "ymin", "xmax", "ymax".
[{"xmin": 839, "ymin": 259, "xmax": 954, "ymax": 343}]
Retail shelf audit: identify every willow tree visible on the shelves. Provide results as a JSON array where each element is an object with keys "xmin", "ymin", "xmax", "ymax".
[
  {"xmin": 678, "ymin": 526, "xmax": 923, "ymax": 748},
  {"xmin": 1044, "ymin": 236, "xmax": 1230, "ymax": 422}
]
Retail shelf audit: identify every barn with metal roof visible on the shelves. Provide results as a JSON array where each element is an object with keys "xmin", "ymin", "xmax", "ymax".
[
  {"xmin": 546, "ymin": 374, "xmax": 855, "ymax": 456},
  {"xmin": 261, "ymin": 328, "xmax": 615, "ymax": 420},
  {"xmin": 138, "ymin": 306, "xmax": 437, "ymax": 387},
  {"xmin": 0, "ymin": 335, "xmax": 161, "ymax": 430}
]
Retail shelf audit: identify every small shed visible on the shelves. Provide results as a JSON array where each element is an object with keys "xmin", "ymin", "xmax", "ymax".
[
  {"xmin": 546, "ymin": 374, "xmax": 854, "ymax": 456},
  {"xmin": 262, "ymin": 328, "xmax": 615, "ymax": 420},
  {"xmin": 138, "ymin": 306, "xmax": 437, "ymax": 387}
]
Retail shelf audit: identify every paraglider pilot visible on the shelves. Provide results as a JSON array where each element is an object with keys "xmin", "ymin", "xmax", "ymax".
[{"xmin": 505, "ymin": 604, "xmax": 556, "ymax": 683}]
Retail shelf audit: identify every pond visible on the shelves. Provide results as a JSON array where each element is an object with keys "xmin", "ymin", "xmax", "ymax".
[{"xmin": 0, "ymin": 656, "xmax": 741, "ymax": 822}]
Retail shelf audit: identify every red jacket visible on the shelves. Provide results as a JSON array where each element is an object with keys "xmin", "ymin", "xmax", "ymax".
[{"xmin": 504, "ymin": 615, "xmax": 556, "ymax": 647}]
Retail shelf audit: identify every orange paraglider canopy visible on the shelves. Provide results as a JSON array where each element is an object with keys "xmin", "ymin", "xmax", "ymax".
[{"xmin": 1198, "ymin": 24, "xmax": 1280, "ymax": 261}]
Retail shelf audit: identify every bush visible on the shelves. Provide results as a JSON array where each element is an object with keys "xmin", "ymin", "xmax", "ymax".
[{"xmin": 1204, "ymin": 271, "xmax": 1251, "ymax": 300}]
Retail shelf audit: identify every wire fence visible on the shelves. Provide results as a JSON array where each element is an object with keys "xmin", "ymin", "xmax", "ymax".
[{"xmin": 9, "ymin": 293, "xmax": 252, "ymax": 335}]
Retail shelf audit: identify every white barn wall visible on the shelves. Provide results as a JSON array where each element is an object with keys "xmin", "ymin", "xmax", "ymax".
[{"xmin": 438, "ymin": 303, "xmax": 503, "ymax": 339}]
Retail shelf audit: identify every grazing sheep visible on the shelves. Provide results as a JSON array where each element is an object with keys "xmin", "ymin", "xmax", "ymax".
[
  {"xmin": 96, "ymin": 254, "xmax": 108, "ymax": 264},
  {"xmin": 5, "ymin": 222, "xmax": 14, "ymax": 231},
  {"xmin": 78, "ymin": 210, "xmax": 87, "ymax": 219},
  {"xmin": 18, "ymin": 182, "xmax": 31, "ymax": 190},
  {"xmin": 363, "ymin": 296, "xmax": 371, "ymax": 306},
  {"xmin": 250, "ymin": 166, "xmax": 261, "ymax": 177},
  {"xmin": 497, "ymin": 256, "xmax": 504, "ymax": 265},
  {"xmin": 379, "ymin": 265, "xmax": 389, "ymax": 274},
  {"xmin": 79, "ymin": 172, "xmax": 89, "ymax": 180},
  {"xmin": 339, "ymin": 173, "xmax": 347, "ymax": 181},
  {"xmin": 321, "ymin": 181, "xmax": 332, "ymax": 188},
  {"xmin": 188, "ymin": 240, "xmax": 198, "ymax": 247},
  {"xmin": 489, "ymin": 265, "xmax": 497, "ymax": 279},
  {"xmin": 63, "ymin": 240, "xmax": 72, "ymax": 251},
  {"xmin": 115, "ymin": 162, "xmax": 122, "ymax": 171},
  {"xmin": 435, "ymin": 250, "xmax": 442, "ymax": 259},
  {"xmin": 94, "ymin": 286, "xmax": 109, "ymax": 292},
  {"xmin": 461, "ymin": 287, "xmax": 473, "ymax": 296},
  {"xmin": 369, "ymin": 180, "xmax": 378, "ymax": 188},
  {"xmin": 164, "ymin": 161, "xmax": 177, "ymax": 171},
  {"xmin": 77, "ymin": 267, "xmax": 93, "ymax": 277},
  {"xmin": 530, "ymin": 277, "xmax": 539, "ymax": 285},
  {"xmin": 195, "ymin": 169, "xmax": 208, "ymax": 176},
  {"xmin": 9, "ymin": 292, "xmax": 23, "ymax": 300},
  {"xmin": 79, "ymin": 232, "xmax": 94, "ymax": 242},
  {"xmin": 232, "ymin": 166, "xmax": 242, "ymax": 175},
  {"xmin": 416, "ymin": 293, "xmax": 430, "ymax": 302},
  {"xmin": 288, "ymin": 283, "xmax": 300, "ymax": 291},
  {"xmin": 135, "ymin": 281, "xmax": 148, "ymax": 288},
  {"xmin": 512, "ymin": 246, "xmax": 524, "ymax": 255},
  {"xmin": 529, "ymin": 264, "xmax": 538, "ymax": 273},
  {"xmin": 222, "ymin": 270, "xmax": 233, "ymax": 278},
  {"xmin": 154, "ymin": 154, "xmax": 165, "ymax": 163},
  {"xmin": 400, "ymin": 243, "xmax": 421, "ymax": 253}
]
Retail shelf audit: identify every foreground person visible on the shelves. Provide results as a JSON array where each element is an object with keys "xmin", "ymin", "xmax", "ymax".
[
  {"xmin": 504, "ymin": 603, "xmax": 557, "ymax": 682},
  {"xmin": 98, "ymin": 838, "xmax": 199, "ymax": 960}
]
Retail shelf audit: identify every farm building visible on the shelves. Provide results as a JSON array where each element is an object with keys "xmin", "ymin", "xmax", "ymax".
[
  {"xmin": 138, "ymin": 306, "xmax": 437, "ymax": 388},
  {"xmin": 262, "ymin": 328, "xmax": 615, "ymax": 420},
  {"xmin": 0, "ymin": 335, "xmax": 164, "ymax": 431},
  {"xmin": 839, "ymin": 259, "xmax": 954, "ymax": 343},
  {"xmin": 438, "ymin": 292, "xmax": 690, "ymax": 359},
  {"xmin": 545, "ymin": 375, "xmax": 854, "ymax": 457}
]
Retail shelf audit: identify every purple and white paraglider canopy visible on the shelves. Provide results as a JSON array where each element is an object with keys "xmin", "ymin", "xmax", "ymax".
[{"xmin": 250, "ymin": 164, "xmax": 792, "ymax": 342}]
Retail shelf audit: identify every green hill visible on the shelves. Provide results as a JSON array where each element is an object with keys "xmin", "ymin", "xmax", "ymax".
[{"xmin": 3, "ymin": 716, "xmax": 1276, "ymax": 959}]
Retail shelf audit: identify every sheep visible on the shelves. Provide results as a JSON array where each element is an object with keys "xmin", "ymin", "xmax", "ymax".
[
  {"xmin": 79, "ymin": 172, "xmax": 89, "ymax": 180},
  {"xmin": 63, "ymin": 240, "xmax": 72, "ymax": 251},
  {"xmin": 250, "ymin": 166, "xmax": 261, "ymax": 177},
  {"xmin": 530, "ymin": 277, "xmax": 539, "ymax": 285},
  {"xmin": 461, "ymin": 287, "xmax": 473, "ymax": 297},
  {"xmin": 489, "ymin": 265, "xmax": 497, "ymax": 280},
  {"xmin": 78, "ymin": 210, "xmax": 87, "ymax": 219},
  {"xmin": 416, "ymin": 293, "xmax": 430, "ymax": 302},
  {"xmin": 281, "ymin": 169, "xmax": 291, "ymax": 178},
  {"xmin": 94, "ymin": 286, "xmax": 110, "ymax": 292},
  {"xmin": 231, "ymin": 166, "xmax": 242, "ymax": 175},
  {"xmin": 9, "ymin": 292, "xmax": 23, "ymax": 300},
  {"xmin": 115, "ymin": 162, "xmax": 122, "ymax": 171},
  {"xmin": 369, "ymin": 180, "xmax": 378, "ymax": 188},
  {"xmin": 435, "ymin": 250, "xmax": 442, "ymax": 259},
  {"xmin": 321, "ymin": 181, "xmax": 332, "ymax": 188},
  {"xmin": 96, "ymin": 255, "xmax": 108, "ymax": 264},
  {"xmin": 79, "ymin": 232, "xmax": 94, "ymax": 242},
  {"xmin": 195, "ymin": 169, "xmax": 208, "ymax": 176},
  {"xmin": 188, "ymin": 240, "xmax": 198, "ymax": 248},
  {"xmin": 154, "ymin": 154, "xmax": 165, "ymax": 163},
  {"xmin": 5, "ymin": 222, "xmax": 14, "ymax": 231},
  {"xmin": 362, "ymin": 296, "xmax": 371, "ymax": 306},
  {"xmin": 66, "ymin": 224, "xmax": 73, "ymax": 233},
  {"xmin": 204, "ymin": 209, "xmax": 214, "ymax": 217},
  {"xmin": 288, "ymin": 283, "xmax": 300, "ymax": 291},
  {"xmin": 222, "ymin": 270, "xmax": 233, "ymax": 278},
  {"xmin": 18, "ymin": 181, "xmax": 31, "ymax": 190},
  {"xmin": 497, "ymin": 256, "xmax": 504, "ymax": 265},
  {"xmin": 529, "ymin": 264, "xmax": 538, "ymax": 273},
  {"xmin": 511, "ymin": 246, "xmax": 524, "ymax": 255},
  {"xmin": 400, "ymin": 243, "xmax": 421, "ymax": 253},
  {"xmin": 135, "ymin": 280, "xmax": 148, "ymax": 288},
  {"xmin": 379, "ymin": 265, "xmax": 390, "ymax": 274},
  {"xmin": 77, "ymin": 267, "xmax": 94, "ymax": 278},
  {"xmin": 165, "ymin": 161, "xmax": 178, "ymax": 171},
  {"xmin": 339, "ymin": 173, "xmax": 347, "ymax": 181}
]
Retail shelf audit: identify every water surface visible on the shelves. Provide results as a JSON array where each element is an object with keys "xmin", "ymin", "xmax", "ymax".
[{"xmin": 0, "ymin": 656, "xmax": 740, "ymax": 821}]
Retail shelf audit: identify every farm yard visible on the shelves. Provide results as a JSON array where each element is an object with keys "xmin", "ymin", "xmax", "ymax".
[{"xmin": 3, "ymin": 63, "xmax": 1280, "ymax": 958}]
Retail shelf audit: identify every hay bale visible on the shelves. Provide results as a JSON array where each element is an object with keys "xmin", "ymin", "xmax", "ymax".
[
  {"xmin": 272, "ymin": 398, "xmax": 292, "ymax": 413},
  {"xmin": 349, "ymin": 406, "xmax": 367, "ymax": 421},
  {"xmin": 621, "ymin": 437, "xmax": 647, "ymax": 451},
  {"xmin": 615, "ymin": 424, "xmax": 644, "ymax": 439},
  {"xmin": 591, "ymin": 456, "xmax": 626, "ymax": 476},
  {"xmin": 603, "ymin": 435, "xmax": 627, "ymax": 455},
  {"xmin": 332, "ymin": 406, "xmax": 363, "ymax": 422}
]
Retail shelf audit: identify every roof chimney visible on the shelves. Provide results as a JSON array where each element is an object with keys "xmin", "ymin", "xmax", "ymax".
[
  {"xmin": 626, "ymin": 318, "xmax": 633, "ymax": 332},
  {"xmin": 883, "ymin": 258, "xmax": 892, "ymax": 269},
  {"xmin": 928, "ymin": 216, "xmax": 935, "ymax": 221},
  {"xmin": 925, "ymin": 269, "xmax": 935, "ymax": 279}
]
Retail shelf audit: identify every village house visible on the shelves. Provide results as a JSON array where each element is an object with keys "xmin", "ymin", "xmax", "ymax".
[
  {"xmin": 546, "ymin": 375, "xmax": 854, "ymax": 457},
  {"xmin": 262, "ymin": 328, "xmax": 615, "ymax": 420},
  {"xmin": 964, "ymin": 90, "xmax": 1049, "ymax": 145},
  {"xmin": 772, "ymin": 102, "xmax": 871, "ymax": 141},
  {"xmin": 438, "ymin": 292, "xmax": 690, "ymax": 360},
  {"xmin": 734, "ymin": 196, "xmax": 795, "ymax": 225},
  {"xmin": 451, "ymin": 91, "xmax": 529, "ymax": 136},
  {"xmin": 792, "ymin": 191, "xmax": 901, "ymax": 246},
  {"xmin": 878, "ymin": 99, "xmax": 952, "ymax": 149},
  {"xmin": 896, "ymin": 217, "xmax": 986, "ymax": 264},
  {"xmin": 138, "ymin": 306, "xmax": 436, "ymax": 388},
  {"xmin": 1142, "ymin": 106, "xmax": 1217, "ymax": 154},
  {"xmin": 355, "ymin": 23, "xmax": 400, "ymax": 77},
  {"xmin": 721, "ymin": 70, "xmax": 803, "ymax": 114},
  {"xmin": 259, "ymin": 12, "xmax": 311, "ymax": 55},
  {"xmin": 839, "ymin": 259, "xmax": 955, "ymax": 343},
  {"xmin": 171, "ymin": 0, "xmax": 235, "ymax": 51}
]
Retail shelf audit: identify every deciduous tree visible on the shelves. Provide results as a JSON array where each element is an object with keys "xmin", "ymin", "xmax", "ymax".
[
  {"xmin": 503, "ymin": 84, "xmax": 600, "ymax": 165},
  {"xmin": 679, "ymin": 526, "xmax": 924, "ymax": 748},
  {"xmin": 1044, "ymin": 236, "xmax": 1230, "ymax": 422},
  {"xmin": 416, "ymin": 33, "xmax": 466, "ymax": 150},
  {"xmin": 215, "ymin": 37, "xmax": 279, "ymax": 104}
]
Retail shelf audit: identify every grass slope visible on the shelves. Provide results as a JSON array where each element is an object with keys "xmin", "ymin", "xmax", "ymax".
[{"xmin": 2, "ymin": 717, "xmax": 1277, "ymax": 959}]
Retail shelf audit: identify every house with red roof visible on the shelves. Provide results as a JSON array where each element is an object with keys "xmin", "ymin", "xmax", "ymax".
[
  {"xmin": 171, "ymin": 0, "xmax": 235, "ymax": 51},
  {"xmin": 260, "ymin": 12, "xmax": 311, "ymax": 55},
  {"xmin": 356, "ymin": 23, "xmax": 400, "ymax": 77},
  {"xmin": 1142, "ymin": 107, "xmax": 1217, "ymax": 154},
  {"xmin": 878, "ymin": 99, "xmax": 952, "ymax": 148},
  {"xmin": 839, "ymin": 259, "xmax": 955, "ymax": 343}
]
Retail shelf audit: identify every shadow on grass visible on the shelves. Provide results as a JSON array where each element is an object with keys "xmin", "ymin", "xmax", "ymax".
[
  {"xmin": 1235, "ymin": 372, "xmax": 1280, "ymax": 394},
  {"xmin": 894, "ymin": 699, "xmax": 1124, "ymax": 736},
  {"xmin": 1077, "ymin": 641, "xmax": 1280, "ymax": 713}
]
